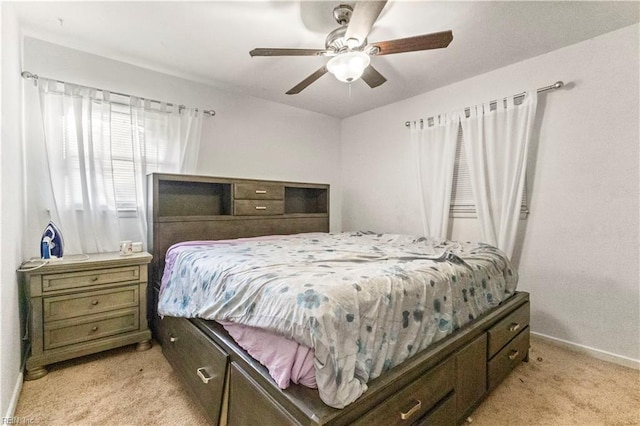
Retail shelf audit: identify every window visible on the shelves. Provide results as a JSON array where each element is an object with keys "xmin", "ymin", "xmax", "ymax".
[
  {"xmin": 450, "ymin": 125, "xmax": 529, "ymax": 218},
  {"xmin": 111, "ymin": 102, "xmax": 167, "ymax": 213},
  {"xmin": 110, "ymin": 103, "xmax": 137, "ymax": 211},
  {"xmin": 61, "ymin": 96, "xmax": 164, "ymax": 214}
]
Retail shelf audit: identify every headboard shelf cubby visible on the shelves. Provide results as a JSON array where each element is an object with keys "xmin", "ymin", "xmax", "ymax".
[
  {"xmin": 147, "ymin": 173, "xmax": 330, "ymax": 283},
  {"xmin": 285, "ymin": 186, "xmax": 328, "ymax": 214},
  {"xmin": 157, "ymin": 179, "xmax": 232, "ymax": 217}
]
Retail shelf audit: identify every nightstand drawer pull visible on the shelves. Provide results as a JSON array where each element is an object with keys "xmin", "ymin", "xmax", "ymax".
[
  {"xmin": 400, "ymin": 399, "xmax": 422, "ymax": 420},
  {"xmin": 197, "ymin": 367, "xmax": 215, "ymax": 384},
  {"xmin": 255, "ymin": 190, "xmax": 267, "ymax": 194},
  {"xmin": 169, "ymin": 335, "xmax": 177, "ymax": 343},
  {"xmin": 91, "ymin": 326, "xmax": 99, "ymax": 332},
  {"xmin": 509, "ymin": 323, "xmax": 520, "ymax": 332},
  {"xmin": 255, "ymin": 206, "xmax": 267, "ymax": 210},
  {"xmin": 92, "ymin": 276, "xmax": 99, "ymax": 282},
  {"xmin": 91, "ymin": 300, "xmax": 99, "ymax": 305},
  {"xmin": 508, "ymin": 350, "xmax": 519, "ymax": 360}
]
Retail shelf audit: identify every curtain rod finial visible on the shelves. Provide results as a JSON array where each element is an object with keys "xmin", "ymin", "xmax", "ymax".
[{"xmin": 553, "ymin": 81, "xmax": 564, "ymax": 89}]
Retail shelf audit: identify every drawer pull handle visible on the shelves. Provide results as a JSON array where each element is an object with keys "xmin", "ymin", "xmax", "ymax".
[
  {"xmin": 91, "ymin": 300, "xmax": 99, "ymax": 305},
  {"xmin": 509, "ymin": 323, "xmax": 520, "ymax": 332},
  {"xmin": 255, "ymin": 206, "xmax": 267, "ymax": 210},
  {"xmin": 91, "ymin": 326, "xmax": 98, "ymax": 332},
  {"xmin": 255, "ymin": 190, "xmax": 267, "ymax": 194},
  {"xmin": 400, "ymin": 399, "xmax": 422, "ymax": 420},
  {"xmin": 197, "ymin": 367, "xmax": 215, "ymax": 384},
  {"xmin": 91, "ymin": 277, "xmax": 99, "ymax": 282},
  {"xmin": 508, "ymin": 350, "xmax": 520, "ymax": 360},
  {"xmin": 169, "ymin": 336, "xmax": 177, "ymax": 343}
]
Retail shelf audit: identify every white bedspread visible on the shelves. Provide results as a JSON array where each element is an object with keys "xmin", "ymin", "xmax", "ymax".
[{"xmin": 158, "ymin": 232, "xmax": 518, "ymax": 408}]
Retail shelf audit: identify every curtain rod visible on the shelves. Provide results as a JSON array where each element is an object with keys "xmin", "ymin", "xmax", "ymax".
[
  {"xmin": 404, "ymin": 80, "xmax": 564, "ymax": 127},
  {"xmin": 21, "ymin": 71, "xmax": 216, "ymax": 117}
]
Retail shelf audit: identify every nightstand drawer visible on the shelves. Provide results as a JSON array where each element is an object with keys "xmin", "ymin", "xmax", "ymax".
[
  {"xmin": 234, "ymin": 200, "xmax": 284, "ymax": 216},
  {"xmin": 234, "ymin": 183, "xmax": 284, "ymax": 200},
  {"xmin": 43, "ymin": 266, "xmax": 140, "ymax": 292},
  {"xmin": 353, "ymin": 358, "xmax": 455, "ymax": 425},
  {"xmin": 44, "ymin": 308, "xmax": 139, "ymax": 350},
  {"xmin": 487, "ymin": 301, "xmax": 530, "ymax": 358},
  {"xmin": 43, "ymin": 286, "xmax": 139, "ymax": 322}
]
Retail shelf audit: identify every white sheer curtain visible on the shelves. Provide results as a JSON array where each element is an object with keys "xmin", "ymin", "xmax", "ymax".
[
  {"xmin": 410, "ymin": 114, "xmax": 460, "ymax": 238},
  {"xmin": 33, "ymin": 78, "xmax": 204, "ymax": 255},
  {"xmin": 130, "ymin": 98, "xmax": 203, "ymax": 249},
  {"xmin": 37, "ymin": 78, "xmax": 120, "ymax": 254},
  {"xmin": 459, "ymin": 91, "xmax": 538, "ymax": 257}
]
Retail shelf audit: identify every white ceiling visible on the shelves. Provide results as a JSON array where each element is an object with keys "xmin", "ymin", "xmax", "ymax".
[{"xmin": 12, "ymin": 1, "xmax": 640, "ymax": 118}]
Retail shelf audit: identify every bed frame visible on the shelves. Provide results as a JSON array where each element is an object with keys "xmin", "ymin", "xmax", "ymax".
[{"xmin": 147, "ymin": 173, "xmax": 530, "ymax": 425}]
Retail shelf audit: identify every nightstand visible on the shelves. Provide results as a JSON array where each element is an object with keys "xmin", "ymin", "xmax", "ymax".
[{"xmin": 20, "ymin": 251, "xmax": 153, "ymax": 380}]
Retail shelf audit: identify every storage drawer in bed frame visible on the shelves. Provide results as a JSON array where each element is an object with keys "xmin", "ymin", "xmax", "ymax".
[
  {"xmin": 486, "ymin": 302, "xmax": 531, "ymax": 391},
  {"xmin": 156, "ymin": 315, "xmax": 228, "ymax": 425},
  {"xmin": 152, "ymin": 291, "xmax": 530, "ymax": 426}
]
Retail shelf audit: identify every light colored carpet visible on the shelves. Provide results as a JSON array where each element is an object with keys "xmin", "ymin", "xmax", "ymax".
[{"xmin": 14, "ymin": 336, "xmax": 639, "ymax": 425}]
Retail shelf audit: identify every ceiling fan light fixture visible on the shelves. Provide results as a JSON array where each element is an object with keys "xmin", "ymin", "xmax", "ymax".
[
  {"xmin": 326, "ymin": 51, "xmax": 371, "ymax": 83},
  {"xmin": 346, "ymin": 37, "xmax": 362, "ymax": 49}
]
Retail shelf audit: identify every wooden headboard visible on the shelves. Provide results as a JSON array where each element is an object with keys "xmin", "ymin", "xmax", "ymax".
[{"xmin": 146, "ymin": 173, "xmax": 330, "ymax": 285}]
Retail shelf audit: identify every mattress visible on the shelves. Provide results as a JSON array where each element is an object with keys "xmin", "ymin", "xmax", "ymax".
[{"xmin": 158, "ymin": 231, "xmax": 518, "ymax": 408}]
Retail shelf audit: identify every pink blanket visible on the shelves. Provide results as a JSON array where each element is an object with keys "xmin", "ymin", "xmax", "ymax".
[{"xmin": 220, "ymin": 321, "xmax": 317, "ymax": 389}]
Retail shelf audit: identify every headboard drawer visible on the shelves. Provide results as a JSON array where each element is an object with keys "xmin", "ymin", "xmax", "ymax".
[
  {"xmin": 234, "ymin": 200, "xmax": 284, "ymax": 216},
  {"xmin": 234, "ymin": 183, "xmax": 284, "ymax": 200}
]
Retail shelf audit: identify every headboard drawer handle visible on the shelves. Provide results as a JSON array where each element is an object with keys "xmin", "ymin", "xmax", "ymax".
[
  {"xmin": 399, "ymin": 399, "xmax": 422, "ymax": 420},
  {"xmin": 197, "ymin": 367, "xmax": 215, "ymax": 384},
  {"xmin": 509, "ymin": 323, "xmax": 520, "ymax": 332},
  {"xmin": 508, "ymin": 350, "xmax": 520, "ymax": 360}
]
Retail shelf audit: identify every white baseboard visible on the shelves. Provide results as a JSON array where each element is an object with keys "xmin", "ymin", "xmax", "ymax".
[
  {"xmin": 4, "ymin": 371, "xmax": 23, "ymax": 420},
  {"xmin": 531, "ymin": 331, "xmax": 640, "ymax": 370}
]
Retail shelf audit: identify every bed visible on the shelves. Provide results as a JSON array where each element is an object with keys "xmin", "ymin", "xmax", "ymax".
[{"xmin": 147, "ymin": 173, "xmax": 530, "ymax": 425}]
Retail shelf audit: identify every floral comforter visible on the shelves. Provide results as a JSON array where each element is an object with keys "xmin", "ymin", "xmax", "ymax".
[{"xmin": 158, "ymin": 232, "xmax": 518, "ymax": 408}]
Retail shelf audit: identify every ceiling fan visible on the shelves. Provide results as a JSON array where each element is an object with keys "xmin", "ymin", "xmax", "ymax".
[{"xmin": 249, "ymin": 1, "xmax": 453, "ymax": 95}]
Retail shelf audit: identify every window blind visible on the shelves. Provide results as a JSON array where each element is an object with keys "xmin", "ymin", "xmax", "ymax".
[
  {"xmin": 450, "ymin": 126, "xmax": 474, "ymax": 215},
  {"xmin": 110, "ymin": 103, "xmax": 137, "ymax": 211},
  {"xmin": 450, "ymin": 125, "xmax": 529, "ymax": 217}
]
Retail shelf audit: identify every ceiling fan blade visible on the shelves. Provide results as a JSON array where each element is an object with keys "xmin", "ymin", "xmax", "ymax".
[
  {"xmin": 345, "ymin": 1, "xmax": 388, "ymax": 46},
  {"xmin": 250, "ymin": 48, "xmax": 329, "ymax": 57},
  {"xmin": 286, "ymin": 66, "xmax": 328, "ymax": 95},
  {"xmin": 361, "ymin": 65, "xmax": 387, "ymax": 88},
  {"xmin": 370, "ymin": 30, "xmax": 453, "ymax": 56}
]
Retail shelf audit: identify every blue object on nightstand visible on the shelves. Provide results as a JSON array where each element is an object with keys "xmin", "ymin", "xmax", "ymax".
[{"xmin": 40, "ymin": 221, "xmax": 64, "ymax": 259}]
